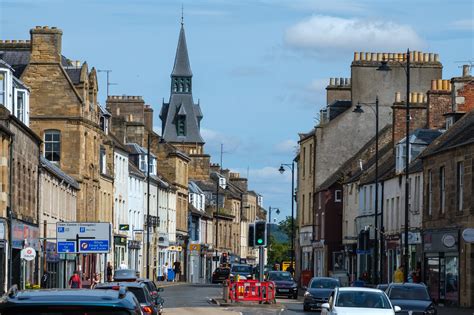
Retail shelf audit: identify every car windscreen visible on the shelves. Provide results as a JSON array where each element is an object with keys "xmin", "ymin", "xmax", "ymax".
[
  {"xmin": 114, "ymin": 270, "xmax": 136, "ymax": 279},
  {"xmin": 310, "ymin": 279, "xmax": 339, "ymax": 289},
  {"xmin": 95, "ymin": 287, "xmax": 148, "ymax": 303},
  {"xmin": 336, "ymin": 291, "xmax": 392, "ymax": 309},
  {"xmin": 268, "ymin": 272, "xmax": 293, "ymax": 281},
  {"xmin": 388, "ymin": 286, "xmax": 431, "ymax": 301},
  {"xmin": 216, "ymin": 268, "xmax": 230, "ymax": 274},
  {"xmin": 0, "ymin": 308, "xmax": 132, "ymax": 315},
  {"xmin": 231, "ymin": 265, "xmax": 252, "ymax": 273}
]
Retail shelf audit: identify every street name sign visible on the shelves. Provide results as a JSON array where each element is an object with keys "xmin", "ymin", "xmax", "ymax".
[{"xmin": 56, "ymin": 222, "xmax": 111, "ymax": 254}]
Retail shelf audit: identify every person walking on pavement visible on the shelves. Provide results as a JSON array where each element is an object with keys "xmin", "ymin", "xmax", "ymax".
[
  {"xmin": 162, "ymin": 262, "xmax": 168, "ymax": 281},
  {"xmin": 393, "ymin": 265, "xmax": 404, "ymax": 283},
  {"xmin": 107, "ymin": 262, "xmax": 113, "ymax": 282},
  {"xmin": 173, "ymin": 260, "xmax": 181, "ymax": 282},
  {"xmin": 69, "ymin": 270, "xmax": 82, "ymax": 288},
  {"xmin": 41, "ymin": 269, "xmax": 49, "ymax": 289}
]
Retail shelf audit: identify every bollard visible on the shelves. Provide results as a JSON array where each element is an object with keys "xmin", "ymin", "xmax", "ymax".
[{"xmin": 223, "ymin": 281, "xmax": 229, "ymax": 303}]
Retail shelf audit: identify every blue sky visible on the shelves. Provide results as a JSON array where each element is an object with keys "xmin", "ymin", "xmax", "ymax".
[{"xmin": 1, "ymin": 0, "xmax": 472, "ymax": 221}]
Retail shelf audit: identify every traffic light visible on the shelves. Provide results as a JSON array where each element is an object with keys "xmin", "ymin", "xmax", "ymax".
[
  {"xmin": 248, "ymin": 224, "xmax": 255, "ymax": 247},
  {"xmin": 358, "ymin": 229, "xmax": 370, "ymax": 251},
  {"xmin": 255, "ymin": 221, "xmax": 267, "ymax": 246}
]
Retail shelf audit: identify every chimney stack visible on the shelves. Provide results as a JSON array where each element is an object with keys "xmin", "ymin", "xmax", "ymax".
[
  {"xmin": 463, "ymin": 65, "xmax": 471, "ymax": 77},
  {"xmin": 144, "ymin": 105, "xmax": 154, "ymax": 132},
  {"xmin": 30, "ymin": 26, "xmax": 63, "ymax": 63}
]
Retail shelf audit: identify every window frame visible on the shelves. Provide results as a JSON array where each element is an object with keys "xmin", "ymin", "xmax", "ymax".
[
  {"xmin": 44, "ymin": 130, "xmax": 61, "ymax": 164},
  {"xmin": 335, "ymin": 190, "xmax": 342, "ymax": 202},
  {"xmin": 428, "ymin": 170, "xmax": 433, "ymax": 216},
  {"xmin": 457, "ymin": 161, "xmax": 464, "ymax": 211},
  {"xmin": 440, "ymin": 166, "xmax": 446, "ymax": 214}
]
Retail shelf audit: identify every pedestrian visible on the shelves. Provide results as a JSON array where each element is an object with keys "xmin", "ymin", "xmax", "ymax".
[
  {"xmin": 41, "ymin": 269, "xmax": 49, "ymax": 289},
  {"xmin": 162, "ymin": 262, "xmax": 168, "ymax": 282},
  {"xmin": 173, "ymin": 260, "xmax": 181, "ymax": 282},
  {"xmin": 286, "ymin": 264, "xmax": 295, "ymax": 275},
  {"xmin": 68, "ymin": 270, "xmax": 82, "ymax": 288},
  {"xmin": 119, "ymin": 261, "xmax": 128, "ymax": 270},
  {"xmin": 393, "ymin": 265, "xmax": 404, "ymax": 283},
  {"xmin": 412, "ymin": 263, "xmax": 422, "ymax": 283},
  {"xmin": 107, "ymin": 262, "xmax": 113, "ymax": 282},
  {"xmin": 90, "ymin": 273, "xmax": 100, "ymax": 289}
]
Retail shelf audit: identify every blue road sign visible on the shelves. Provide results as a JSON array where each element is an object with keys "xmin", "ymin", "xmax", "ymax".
[
  {"xmin": 356, "ymin": 249, "xmax": 371, "ymax": 255},
  {"xmin": 57, "ymin": 227, "xmax": 65, "ymax": 233},
  {"xmin": 79, "ymin": 240, "xmax": 109, "ymax": 252},
  {"xmin": 80, "ymin": 227, "xmax": 86, "ymax": 233},
  {"xmin": 57, "ymin": 241, "xmax": 75, "ymax": 253}
]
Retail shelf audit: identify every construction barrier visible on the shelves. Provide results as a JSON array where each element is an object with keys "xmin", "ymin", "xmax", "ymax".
[{"xmin": 227, "ymin": 279, "xmax": 276, "ymax": 304}]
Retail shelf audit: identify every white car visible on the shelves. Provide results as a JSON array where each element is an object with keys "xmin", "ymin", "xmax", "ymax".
[{"xmin": 321, "ymin": 287, "xmax": 402, "ymax": 315}]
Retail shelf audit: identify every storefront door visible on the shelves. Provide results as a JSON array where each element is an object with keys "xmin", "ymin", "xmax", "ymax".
[{"xmin": 425, "ymin": 254, "xmax": 459, "ymax": 306}]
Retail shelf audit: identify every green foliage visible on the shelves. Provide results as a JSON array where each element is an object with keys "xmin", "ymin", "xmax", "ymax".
[
  {"xmin": 278, "ymin": 216, "xmax": 293, "ymax": 240},
  {"xmin": 267, "ymin": 235, "xmax": 290, "ymax": 265}
]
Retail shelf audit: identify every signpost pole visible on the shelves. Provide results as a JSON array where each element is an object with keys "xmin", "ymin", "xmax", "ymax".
[{"xmin": 259, "ymin": 246, "xmax": 264, "ymax": 282}]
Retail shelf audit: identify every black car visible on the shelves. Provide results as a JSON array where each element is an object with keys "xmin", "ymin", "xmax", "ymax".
[
  {"xmin": 212, "ymin": 267, "xmax": 230, "ymax": 283},
  {"xmin": 376, "ymin": 283, "xmax": 389, "ymax": 292},
  {"xmin": 267, "ymin": 271, "xmax": 298, "ymax": 299},
  {"xmin": 386, "ymin": 283, "xmax": 437, "ymax": 315},
  {"xmin": 138, "ymin": 278, "xmax": 164, "ymax": 314},
  {"xmin": 230, "ymin": 264, "xmax": 253, "ymax": 280},
  {"xmin": 303, "ymin": 277, "xmax": 340, "ymax": 312},
  {"xmin": 94, "ymin": 282, "xmax": 158, "ymax": 315},
  {"xmin": 0, "ymin": 285, "xmax": 142, "ymax": 314},
  {"xmin": 114, "ymin": 269, "xmax": 138, "ymax": 282}
]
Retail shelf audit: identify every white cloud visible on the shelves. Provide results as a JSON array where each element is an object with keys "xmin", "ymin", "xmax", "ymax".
[
  {"xmin": 201, "ymin": 128, "xmax": 241, "ymax": 154},
  {"xmin": 284, "ymin": 15, "xmax": 425, "ymax": 53},
  {"xmin": 274, "ymin": 139, "xmax": 298, "ymax": 154},
  {"xmin": 449, "ymin": 19, "xmax": 474, "ymax": 31}
]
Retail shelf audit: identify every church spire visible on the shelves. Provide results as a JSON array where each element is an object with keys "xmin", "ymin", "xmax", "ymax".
[{"xmin": 171, "ymin": 17, "xmax": 192, "ymax": 78}]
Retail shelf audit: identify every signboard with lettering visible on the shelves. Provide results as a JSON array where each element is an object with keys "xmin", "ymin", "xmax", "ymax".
[{"xmin": 56, "ymin": 222, "xmax": 111, "ymax": 253}]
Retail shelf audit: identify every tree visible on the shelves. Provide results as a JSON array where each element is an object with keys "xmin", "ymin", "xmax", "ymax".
[
  {"xmin": 267, "ymin": 235, "xmax": 290, "ymax": 265},
  {"xmin": 278, "ymin": 216, "xmax": 293, "ymax": 241}
]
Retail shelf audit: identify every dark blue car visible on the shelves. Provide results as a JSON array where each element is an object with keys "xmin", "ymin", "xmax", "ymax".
[
  {"xmin": 386, "ymin": 283, "xmax": 437, "ymax": 315},
  {"xmin": 303, "ymin": 277, "xmax": 340, "ymax": 311}
]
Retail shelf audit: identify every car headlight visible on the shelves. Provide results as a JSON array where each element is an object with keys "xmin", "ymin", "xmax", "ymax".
[{"xmin": 304, "ymin": 291, "xmax": 312, "ymax": 297}]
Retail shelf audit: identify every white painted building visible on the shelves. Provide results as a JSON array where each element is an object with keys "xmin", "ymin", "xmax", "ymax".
[
  {"xmin": 128, "ymin": 162, "xmax": 145, "ymax": 273},
  {"xmin": 113, "ymin": 146, "xmax": 129, "ymax": 268}
]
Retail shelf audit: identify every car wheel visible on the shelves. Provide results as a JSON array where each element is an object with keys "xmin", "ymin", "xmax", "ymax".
[
  {"xmin": 292, "ymin": 293, "xmax": 298, "ymax": 299},
  {"xmin": 303, "ymin": 304, "xmax": 310, "ymax": 311}
]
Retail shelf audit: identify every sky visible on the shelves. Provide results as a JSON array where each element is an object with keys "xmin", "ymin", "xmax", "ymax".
[{"xmin": 1, "ymin": 0, "xmax": 473, "ymax": 222}]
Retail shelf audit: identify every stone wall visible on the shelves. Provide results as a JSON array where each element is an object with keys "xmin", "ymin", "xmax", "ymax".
[{"xmin": 427, "ymin": 81, "xmax": 451, "ymax": 130}]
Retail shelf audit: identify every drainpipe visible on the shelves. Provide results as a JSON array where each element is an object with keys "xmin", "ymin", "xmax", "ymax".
[
  {"xmin": 7, "ymin": 131, "xmax": 14, "ymax": 289},
  {"xmin": 36, "ymin": 145, "xmax": 41, "ymax": 285}
]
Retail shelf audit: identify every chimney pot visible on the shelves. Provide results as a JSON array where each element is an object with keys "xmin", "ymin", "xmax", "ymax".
[
  {"xmin": 434, "ymin": 54, "xmax": 439, "ymax": 62},
  {"xmin": 409, "ymin": 93, "xmax": 413, "ymax": 103},
  {"xmin": 329, "ymin": 78, "xmax": 335, "ymax": 85},
  {"xmin": 344, "ymin": 78, "xmax": 349, "ymax": 85},
  {"xmin": 354, "ymin": 52, "xmax": 360, "ymax": 61},
  {"xmin": 360, "ymin": 52, "xmax": 365, "ymax": 61},
  {"xmin": 366, "ymin": 52, "xmax": 372, "ymax": 61},
  {"xmin": 339, "ymin": 77, "xmax": 344, "ymax": 85},
  {"xmin": 395, "ymin": 92, "xmax": 401, "ymax": 103},
  {"xmin": 462, "ymin": 65, "xmax": 470, "ymax": 77},
  {"xmin": 437, "ymin": 79, "xmax": 443, "ymax": 90},
  {"xmin": 442, "ymin": 80, "xmax": 449, "ymax": 90},
  {"xmin": 424, "ymin": 53, "xmax": 429, "ymax": 62},
  {"xmin": 431, "ymin": 80, "xmax": 437, "ymax": 90},
  {"xmin": 412, "ymin": 92, "xmax": 418, "ymax": 103},
  {"xmin": 335, "ymin": 78, "xmax": 340, "ymax": 85},
  {"xmin": 418, "ymin": 92, "xmax": 424, "ymax": 103}
]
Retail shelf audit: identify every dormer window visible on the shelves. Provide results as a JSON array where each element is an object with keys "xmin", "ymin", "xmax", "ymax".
[{"xmin": 177, "ymin": 115, "xmax": 186, "ymax": 136}]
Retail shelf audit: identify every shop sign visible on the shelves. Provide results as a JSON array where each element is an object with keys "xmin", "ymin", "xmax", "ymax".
[
  {"xmin": 114, "ymin": 236, "xmax": 127, "ymax": 246},
  {"xmin": 312, "ymin": 240, "xmax": 325, "ymax": 248},
  {"xmin": 21, "ymin": 247, "xmax": 36, "ymax": 261},
  {"xmin": 424, "ymin": 230, "xmax": 458, "ymax": 252},
  {"xmin": 402, "ymin": 232, "xmax": 422, "ymax": 245},
  {"xmin": 12, "ymin": 220, "xmax": 40, "ymax": 250},
  {"xmin": 128, "ymin": 240, "xmax": 141, "ymax": 250},
  {"xmin": 189, "ymin": 243, "xmax": 200, "ymax": 252},
  {"xmin": 46, "ymin": 241, "xmax": 59, "ymax": 263},
  {"xmin": 462, "ymin": 228, "xmax": 474, "ymax": 243}
]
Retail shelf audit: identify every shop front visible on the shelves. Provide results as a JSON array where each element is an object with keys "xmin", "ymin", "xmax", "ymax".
[
  {"xmin": 113, "ymin": 235, "xmax": 128, "ymax": 270},
  {"xmin": 385, "ymin": 234, "xmax": 401, "ymax": 283},
  {"xmin": 423, "ymin": 229, "xmax": 459, "ymax": 306},
  {"xmin": 12, "ymin": 219, "xmax": 40, "ymax": 288}
]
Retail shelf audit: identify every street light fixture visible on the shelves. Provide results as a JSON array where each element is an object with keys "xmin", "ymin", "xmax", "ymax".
[
  {"xmin": 279, "ymin": 162, "xmax": 295, "ymax": 272},
  {"xmin": 353, "ymin": 97, "xmax": 380, "ymax": 284},
  {"xmin": 377, "ymin": 49, "xmax": 411, "ymax": 283}
]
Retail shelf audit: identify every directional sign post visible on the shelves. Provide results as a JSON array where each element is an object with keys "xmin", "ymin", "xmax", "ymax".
[{"xmin": 56, "ymin": 222, "xmax": 111, "ymax": 254}]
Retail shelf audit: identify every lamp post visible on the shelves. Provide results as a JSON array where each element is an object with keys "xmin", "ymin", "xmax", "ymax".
[
  {"xmin": 279, "ymin": 163, "xmax": 295, "ymax": 271},
  {"xmin": 377, "ymin": 49, "xmax": 411, "ymax": 282},
  {"xmin": 146, "ymin": 135, "xmax": 151, "ymax": 279},
  {"xmin": 214, "ymin": 173, "xmax": 226, "ymax": 269},
  {"xmin": 268, "ymin": 206, "xmax": 280, "ymax": 224},
  {"xmin": 353, "ymin": 97, "xmax": 380, "ymax": 284}
]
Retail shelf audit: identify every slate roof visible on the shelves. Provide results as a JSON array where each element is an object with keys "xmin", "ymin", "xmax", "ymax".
[
  {"xmin": 328, "ymin": 100, "xmax": 352, "ymax": 121},
  {"xmin": 0, "ymin": 50, "xmax": 71, "ymax": 78},
  {"xmin": 399, "ymin": 128, "xmax": 444, "ymax": 145},
  {"xmin": 189, "ymin": 181, "xmax": 204, "ymax": 194},
  {"xmin": 65, "ymin": 67, "xmax": 81, "ymax": 84},
  {"xmin": 128, "ymin": 161, "xmax": 145, "ymax": 179},
  {"xmin": 171, "ymin": 25, "xmax": 192, "ymax": 77},
  {"xmin": 125, "ymin": 143, "xmax": 156, "ymax": 158},
  {"xmin": 40, "ymin": 156, "xmax": 80, "ymax": 190},
  {"xmin": 421, "ymin": 110, "xmax": 474, "ymax": 158}
]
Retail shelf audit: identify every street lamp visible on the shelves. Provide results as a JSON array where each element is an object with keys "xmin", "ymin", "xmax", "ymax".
[
  {"xmin": 353, "ymin": 97, "xmax": 380, "ymax": 284},
  {"xmin": 279, "ymin": 162, "xmax": 295, "ymax": 272},
  {"xmin": 377, "ymin": 49, "xmax": 411, "ymax": 283},
  {"xmin": 268, "ymin": 206, "xmax": 280, "ymax": 224},
  {"xmin": 213, "ymin": 172, "xmax": 227, "ymax": 269}
]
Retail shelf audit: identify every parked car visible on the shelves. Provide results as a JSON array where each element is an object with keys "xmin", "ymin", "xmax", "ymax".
[
  {"xmin": 0, "ymin": 285, "xmax": 142, "ymax": 314},
  {"xmin": 230, "ymin": 264, "xmax": 253, "ymax": 280},
  {"xmin": 303, "ymin": 277, "xmax": 340, "ymax": 311},
  {"xmin": 386, "ymin": 283, "xmax": 437, "ymax": 315},
  {"xmin": 376, "ymin": 284, "xmax": 389, "ymax": 292},
  {"xmin": 114, "ymin": 269, "xmax": 138, "ymax": 282},
  {"xmin": 94, "ymin": 282, "xmax": 158, "ymax": 315},
  {"xmin": 212, "ymin": 267, "xmax": 231, "ymax": 283},
  {"xmin": 266, "ymin": 271, "xmax": 298, "ymax": 299},
  {"xmin": 138, "ymin": 278, "xmax": 164, "ymax": 314},
  {"xmin": 321, "ymin": 287, "xmax": 402, "ymax": 315}
]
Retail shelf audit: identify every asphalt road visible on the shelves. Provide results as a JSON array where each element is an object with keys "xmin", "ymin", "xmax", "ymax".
[{"xmin": 160, "ymin": 283, "xmax": 316, "ymax": 315}]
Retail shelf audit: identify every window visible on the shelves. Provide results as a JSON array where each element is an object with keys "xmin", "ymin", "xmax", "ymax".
[
  {"xmin": 100, "ymin": 146, "xmax": 106, "ymax": 174},
  {"xmin": 321, "ymin": 212, "xmax": 325, "ymax": 238},
  {"xmin": 0, "ymin": 71, "xmax": 5, "ymax": 106},
  {"xmin": 318, "ymin": 193, "xmax": 322, "ymax": 209},
  {"xmin": 335, "ymin": 190, "xmax": 342, "ymax": 202},
  {"xmin": 139, "ymin": 155, "xmax": 147, "ymax": 173},
  {"xmin": 16, "ymin": 90, "xmax": 25, "ymax": 122},
  {"xmin": 428, "ymin": 170, "xmax": 433, "ymax": 215},
  {"xmin": 457, "ymin": 162, "xmax": 464, "ymax": 211},
  {"xmin": 302, "ymin": 194, "xmax": 306, "ymax": 224},
  {"xmin": 44, "ymin": 130, "xmax": 61, "ymax": 163},
  {"xmin": 440, "ymin": 166, "xmax": 445, "ymax": 213},
  {"xmin": 302, "ymin": 147, "xmax": 306, "ymax": 177},
  {"xmin": 177, "ymin": 115, "xmax": 186, "ymax": 136},
  {"xmin": 309, "ymin": 143, "xmax": 313, "ymax": 176}
]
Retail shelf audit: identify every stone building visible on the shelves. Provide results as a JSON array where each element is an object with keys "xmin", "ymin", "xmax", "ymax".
[
  {"xmin": 0, "ymin": 58, "xmax": 41, "ymax": 291},
  {"xmin": 39, "ymin": 156, "xmax": 79, "ymax": 288}
]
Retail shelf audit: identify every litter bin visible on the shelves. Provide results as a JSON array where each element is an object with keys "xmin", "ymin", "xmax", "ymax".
[{"xmin": 167, "ymin": 268, "xmax": 175, "ymax": 281}]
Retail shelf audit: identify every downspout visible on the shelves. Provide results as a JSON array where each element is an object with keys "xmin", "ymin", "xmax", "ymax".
[
  {"xmin": 311, "ymin": 131, "xmax": 317, "ymax": 275},
  {"xmin": 7, "ymin": 131, "xmax": 14, "ymax": 289},
  {"xmin": 36, "ymin": 146, "xmax": 41, "ymax": 285}
]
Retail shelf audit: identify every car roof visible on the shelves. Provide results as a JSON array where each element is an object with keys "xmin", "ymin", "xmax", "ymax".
[
  {"xmin": 268, "ymin": 271, "xmax": 290, "ymax": 274},
  {"xmin": 0, "ymin": 288, "xmax": 138, "ymax": 309},
  {"xmin": 96, "ymin": 282, "xmax": 145, "ymax": 288},
  {"xmin": 388, "ymin": 282, "xmax": 426, "ymax": 287},
  {"xmin": 311, "ymin": 277, "xmax": 339, "ymax": 281},
  {"xmin": 338, "ymin": 287, "xmax": 383, "ymax": 293}
]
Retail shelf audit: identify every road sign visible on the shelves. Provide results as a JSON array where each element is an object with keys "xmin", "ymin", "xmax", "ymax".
[
  {"xmin": 462, "ymin": 228, "xmax": 474, "ymax": 243},
  {"xmin": 57, "ymin": 241, "xmax": 76, "ymax": 253},
  {"xmin": 21, "ymin": 247, "xmax": 36, "ymax": 261},
  {"xmin": 56, "ymin": 222, "xmax": 111, "ymax": 253}
]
